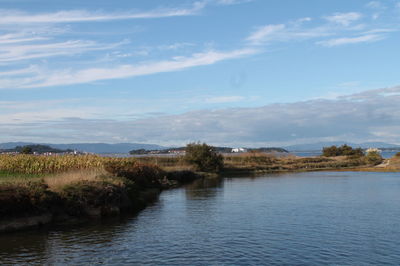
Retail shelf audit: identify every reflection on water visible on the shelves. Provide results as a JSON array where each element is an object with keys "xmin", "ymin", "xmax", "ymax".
[
  {"xmin": 185, "ymin": 177, "xmax": 224, "ymax": 200},
  {"xmin": 1, "ymin": 171, "xmax": 400, "ymax": 265}
]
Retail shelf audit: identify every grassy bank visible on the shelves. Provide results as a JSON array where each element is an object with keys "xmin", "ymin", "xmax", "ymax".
[{"xmin": 0, "ymin": 156, "xmax": 200, "ymax": 232}]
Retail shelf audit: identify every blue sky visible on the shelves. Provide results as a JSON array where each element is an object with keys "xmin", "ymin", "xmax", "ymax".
[{"xmin": 1, "ymin": 0, "xmax": 400, "ymax": 146}]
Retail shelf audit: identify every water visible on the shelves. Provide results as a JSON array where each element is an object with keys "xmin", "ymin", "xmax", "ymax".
[{"xmin": 1, "ymin": 172, "xmax": 400, "ymax": 265}]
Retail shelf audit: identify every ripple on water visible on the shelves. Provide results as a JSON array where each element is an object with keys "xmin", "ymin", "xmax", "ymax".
[{"xmin": 1, "ymin": 171, "xmax": 400, "ymax": 265}]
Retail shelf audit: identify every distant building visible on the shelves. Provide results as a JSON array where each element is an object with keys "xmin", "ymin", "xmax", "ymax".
[
  {"xmin": 232, "ymin": 148, "xmax": 247, "ymax": 153},
  {"xmin": 366, "ymin": 148, "xmax": 381, "ymax": 154}
]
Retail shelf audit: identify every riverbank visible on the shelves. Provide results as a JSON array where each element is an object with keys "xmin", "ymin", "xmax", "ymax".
[
  {"xmin": 1, "ymin": 152, "xmax": 398, "ymax": 233},
  {"xmin": 0, "ymin": 158, "xmax": 201, "ymax": 232}
]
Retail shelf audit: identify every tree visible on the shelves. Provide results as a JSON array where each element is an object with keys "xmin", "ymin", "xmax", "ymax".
[
  {"xmin": 20, "ymin": 146, "xmax": 33, "ymax": 154},
  {"xmin": 184, "ymin": 143, "xmax": 223, "ymax": 172},
  {"xmin": 322, "ymin": 144, "xmax": 364, "ymax": 157},
  {"xmin": 365, "ymin": 150, "xmax": 383, "ymax": 165}
]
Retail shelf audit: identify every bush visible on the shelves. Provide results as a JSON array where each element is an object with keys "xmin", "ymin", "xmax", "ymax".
[
  {"xmin": 20, "ymin": 146, "xmax": 33, "ymax": 154},
  {"xmin": 322, "ymin": 144, "xmax": 364, "ymax": 157},
  {"xmin": 184, "ymin": 143, "xmax": 223, "ymax": 172},
  {"xmin": 60, "ymin": 181, "xmax": 123, "ymax": 216},
  {"xmin": 103, "ymin": 161, "xmax": 165, "ymax": 189},
  {"xmin": 365, "ymin": 151, "xmax": 383, "ymax": 165},
  {"xmin": 395, "ymin": 152, "xmax": 400, "ymax": 157},
  {"xmin": 0, "ymin": 181, "xmax": 58, "ymax": 218}
]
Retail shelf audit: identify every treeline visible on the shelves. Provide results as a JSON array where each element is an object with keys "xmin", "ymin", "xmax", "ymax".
[
  {"xmin": 130, "ymin": 146, "xmax": 288, "ymax": 155},
  {"xmin": 1, "ymin": 145, "xmax": 72, "ymax": 154}
]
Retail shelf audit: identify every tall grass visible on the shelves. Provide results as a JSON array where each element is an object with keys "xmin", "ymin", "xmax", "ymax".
[{"xmin": 0, "ymin": 154, "xmax": 137, "ymax": 175}]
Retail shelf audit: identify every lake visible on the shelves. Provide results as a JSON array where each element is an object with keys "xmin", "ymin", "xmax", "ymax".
[{"xmin": 1, "ymin": 171, "xmax": 400, "ymax": 265}]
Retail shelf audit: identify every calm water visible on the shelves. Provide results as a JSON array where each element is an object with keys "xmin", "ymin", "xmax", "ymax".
[{"xmin": 1, "ymin": 172, "xmax": 400, "ymax": 265}]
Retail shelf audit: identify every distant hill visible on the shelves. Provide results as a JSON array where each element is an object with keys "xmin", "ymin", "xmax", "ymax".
[
  {"xmin": 284, "ymin": 142, "xmax": 400, "ymax": 151},
  {"xmin": 2, "ymin": 144, "xmax": 71, "ymax": 154},
  {"xmin": 0, "ymin": 142, "xmax": 165, "ymax": 154},
  {"xmin": 130, "ymin": 146, "xmax": 288, "ymax": 155}
]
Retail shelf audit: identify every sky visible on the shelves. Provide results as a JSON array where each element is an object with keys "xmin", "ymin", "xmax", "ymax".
[{"xmin": 1, "ymin": 0, "xmax": 400, "ymax": 146}]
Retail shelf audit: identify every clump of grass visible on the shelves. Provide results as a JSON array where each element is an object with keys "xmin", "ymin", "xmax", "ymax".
[
  {"xmin": 104, "ymin": 161, "xmax": 165, "ymax": 189},
  {"xmin": 0, "ymin": 181, "xmax": 58, "ymax": 219},
  {"xmin": 59, "ymin": 180, "xmax": 124, "ymax": 216},
  {"xmin": 43, "ymin": 169, "xmax": 105, "ymax": 192}
]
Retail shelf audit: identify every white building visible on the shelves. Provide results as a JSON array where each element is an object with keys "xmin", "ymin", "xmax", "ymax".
[{"xmin": 232, "ymin": 148, "xmax": 247, "ymax": 153}]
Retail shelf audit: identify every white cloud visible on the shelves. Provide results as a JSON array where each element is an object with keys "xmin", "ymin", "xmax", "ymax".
[
  {"xmin": 2, "ymin": 86, "xmax": 400, "ymax": 146},
  {"xmin": 0, "ymin": 40, "xmax": 125, "ymax": 63},
  {"xmin": 0, "ymin": 4, "xmax": 205, "ymax": 25},
  {"xmin": 0, "ymin": 48, "xmax": 258, "ymax": 88},
  {"xmin": 214, "ymin": 0, "xmax": 253, "ymax": 5},
  {"xmin": 366, "ymin": 1, "xmax": 385, "ymax": 9},
  {"xmin": 317, "ymin": 34, "xmax": 384, "ymax": 47},
  {"xmin": 324, "ymin": 12, "xmax": 362, "ymax": 26},
  {"xmin": 246, "ymin": 24, "xmax": 286, "ymax": 45}
]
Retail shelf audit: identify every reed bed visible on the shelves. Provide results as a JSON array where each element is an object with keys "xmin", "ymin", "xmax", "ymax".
[{"xmin": 0, "ymin": 154, "xmax": 137, "ymax": 175}]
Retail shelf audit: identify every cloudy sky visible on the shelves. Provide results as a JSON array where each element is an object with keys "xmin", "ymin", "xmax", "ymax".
[{"xmin": 1, "ymin": 0, "xmax": 400, "ymax": 146}]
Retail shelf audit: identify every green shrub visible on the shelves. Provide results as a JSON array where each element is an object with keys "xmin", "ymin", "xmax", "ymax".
[
  {"xmin": 365, "ymin": 151, "xmax": 383, "ymax": 165},
  {"xmin": 60, "ymin": 181, "xmax": 123, "ymax": 216},
  {"xmin": 395, "ymin": 152, "xmax": 400, "ymax": 157},
  {"xmin": 322, "ymin": 144, "xmax": 364, "ymax": 157},
  {"xmin": 0, "ymin": 181, "xmax": 58, "ymax": 218},
  {"xmin": 103, "ymin": 161, "xmax": 165, "ymax": 188},
  {"xmin": 184, "ymin": 143, "xmax": 223, "ymax": 172}
]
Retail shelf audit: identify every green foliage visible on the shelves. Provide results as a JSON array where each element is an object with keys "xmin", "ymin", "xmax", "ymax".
[
  {"xmin": 322, "ymin": 144, "xmax": 364, "ymax": 157},
  {"xmin": 0, "ymin": 154, "xmax": 106, "ymax": 174},
  {"xmin": 0, "ymin": 181, "xmax": 58, "ymax": 218},
  {"xmin": 60, "ymin": 181, "xmax": 123, "ymax": 216},
  {"xmin": 103, "ymin": 161, "xmax": 165, "ymax": 188},
  {"xmin": 365, "ymin": 151, "xmax": 383, "ymax": 165},
  {"xmin": 184, "ymin": 143, "xmax": 223, "ymax": 172},
  {"xmin": 395, "ymin": 152, "xmax": 400, "ymax": 157},
  {"xmin": 21, "ymin": 146, "xmax": 33, "ymax": 154}
]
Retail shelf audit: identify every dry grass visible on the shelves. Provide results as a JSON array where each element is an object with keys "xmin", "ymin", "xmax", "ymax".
[{"xmin": 44, "ymin": 169, "xmax": 105, "ymax": 191}]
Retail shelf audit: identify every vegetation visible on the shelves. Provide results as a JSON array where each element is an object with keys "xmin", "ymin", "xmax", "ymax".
[
  {"xmin": 20, "ymin": 146, "xmax": 33, "ymax": 154},
  {"xmin": 104, "ymin": 161, "xmax": 165, "ymax": 189},
  {"xmin": 0, "ymin": 154, "xmax": 201, "ymax": 229},
  {"xmin": 0, "ymin": 181, "xmax": 58, "ymax": 218},
  {"xmin": 322, "ymin": 144, "xmax": 364, "ymax": 157},
  {"xmin": 365, "ymin": 150, "xmax": 383, "ymax": 165},
  {"xmin": 0, "ymin": 141, "xmax": 397, "ymax": 232},
  {"xmin": 184, "ymin": 143, "xmax": 223, "ymax": 172},
  {"xmin": 2, "ymin": 144, "xmax": 71, "ymax": 154}
]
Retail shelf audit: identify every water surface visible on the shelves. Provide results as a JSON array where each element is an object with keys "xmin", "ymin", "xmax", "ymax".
[{"xmin": 1, "ymin": 172, "xmax": 399, "ymax": 265}]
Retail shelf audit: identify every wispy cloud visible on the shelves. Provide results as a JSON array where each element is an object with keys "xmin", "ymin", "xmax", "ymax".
[
  {"xmin": 317, "ymin": 34, "xmax": 384, "ymax": 47},
  {"xmin": 214, "ymin": 0, "xmax": 253, "ymax": 5},
  {"xmin": 1, "ymin": 48, "xmax": 257, "ymax": 88},
  {"xmin": 0, "ymin": 3, "xmax": 206, "ymax": 24},
  {"xmin": 366, "ymin": 1, "xmax": 386, "ymax": 10},
  {"xmin": 245, "ymin": 9, "xmax": 395, "ymax": 49},
  {"xmin": 246, "ymin": 24, "xmax": 286, "ymax": 45},
  {"xmin": 0, "ymin": 40, "xmax": 125, "ymax": 63},
  {"xmin": 324, "ymin": 12, "xmax": 362, "ymax": 26}
]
